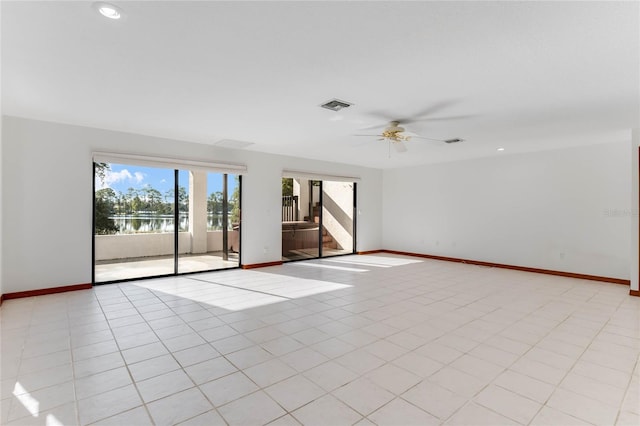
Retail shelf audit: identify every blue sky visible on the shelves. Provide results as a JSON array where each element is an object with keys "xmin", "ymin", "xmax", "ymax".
[{"xmin": 96, "ymin": 163, "xmax": 238, "ymax": 199}]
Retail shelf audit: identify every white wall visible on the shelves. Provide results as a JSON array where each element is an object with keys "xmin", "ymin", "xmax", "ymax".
[
  {"xmin": 5, "ymin": 115, "xmax": 629, "ymax": 295},
  {"xmin": 0, "ymin": 12, "xmax": 3, "ymax": 298},
  {"xmin": 631, "ymin": 129, "xmax": 639, "ymax": 291},
  {"xmin": 1, "ymin": 117, "xmax": 382, "ymax": 293},
  {"xmin": 0, "ymin": 115, "xmax": 3, "ymax": 300},
  {"xmin": 383, "ymin": 142, "xmax": 631, "ymax": 279}
]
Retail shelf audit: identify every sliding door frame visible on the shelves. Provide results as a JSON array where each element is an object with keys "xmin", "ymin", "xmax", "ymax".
[
  {"xmin": 91, "ymin": 162, "xmax": 96, "ymax": 285},
  {"xmin": 92, "ymin": 162, "xmax": 243, "ymax": 285},
  {"xmin": 318, "ymin": 180, "xmax": 323, "ymax": 259},
  {"xmin": 282, "ymin": 177, "xmax": 357, "ymax": 263},
  {"xmin": 319, "ymin": 180, "xmax": 357, "ymax": 259}
]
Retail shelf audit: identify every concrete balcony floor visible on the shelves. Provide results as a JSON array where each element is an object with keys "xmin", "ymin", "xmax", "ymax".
[{"xmin": 95, "ymin": 251, "xmax": 239, "ymax": 282}]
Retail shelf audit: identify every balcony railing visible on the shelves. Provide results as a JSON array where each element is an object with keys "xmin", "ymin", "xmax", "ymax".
[
  {"xmin": 94, "ymin": 230, "xmax": 239, "ymax": 261},
  {"xmin": 282, "ymin": 195, "xmax": 299, "ymax": 221}
]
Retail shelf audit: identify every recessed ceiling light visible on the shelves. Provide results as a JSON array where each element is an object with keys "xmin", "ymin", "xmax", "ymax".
[
  {"xmin": 497, "ymin": 147, "xmax": 505, "ymax": 152},
  {"xmin": 94, "ymin": 2, "xmax": 123, "ymax": 20}
]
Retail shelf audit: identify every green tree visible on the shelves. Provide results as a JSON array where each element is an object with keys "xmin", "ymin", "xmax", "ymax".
[
  {"xmin": 146, "ymin": 188, "xmax": 163, "ymax": 213},
  {"xmin": 164, "ymin": 186, "xmax": 189, "ymax": 212},
  {"xmin": 178, "ymin": 186, "xmax": 189, "ymax": 213},
  {"xmin": 115, "ymin": 192, "xmax": 125, "ymax": 214},
  {"xmin": 208, "ymin": 191, "xmax": 222, "ymax": 214},
  {"xmin": 94, "ymin": 171, "xmax": 119, "ymax": 235},
  {"xmin": 126, "ymin": 187, "xmax": 138, "ymax": 213},
  {"xmin": 95, "ymin": 198, "xmax": 119, "ymax": 234},
  {"xmin": 230, "ymin": 176, "xmax": 240, "ymax": 224},
  {"xmin": 139, "ymin": 186, "xmax": 152, "ymax": 211},
  {"xmin": 131, "ymin": 195, "xmax": 142, "ymax": 213},
  {"xmin": 282, "ymin": 178, "xmax": 293, "ymax": 196},
  {"xmin": 95, "ymin": 162, "xmax": 109, "ymax": 184},
  {"xmin": 96, "ymin": 188, "xmax": 117, "ymax": 207}
]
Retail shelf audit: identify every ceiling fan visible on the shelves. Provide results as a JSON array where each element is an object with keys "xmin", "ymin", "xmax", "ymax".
[
  {"xmin": 354, "ymin": 120, "xmax": 464, "ymax": 153},
  {"xmin": 353, "ymin": 101, "xmax": 469, "ymax": 153}
]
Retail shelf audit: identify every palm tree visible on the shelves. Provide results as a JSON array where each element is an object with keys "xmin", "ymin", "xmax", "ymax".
[
  {"xmin": 126, "ymin": 187, "xmax": 138, "ymax": 213},
  {"xmin": 147, "ymin": 188, "xmax": 163, "ymax": 213},
  {"xmin": 208, "ymin": 191, "xmax": 222, "ymax": 214}
]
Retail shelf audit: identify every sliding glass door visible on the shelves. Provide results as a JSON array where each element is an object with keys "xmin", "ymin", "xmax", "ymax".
[
  {"xmin": 93, "ymin": 161, "xmax": 240, "ymax": 283},
  {"xmin": 177, "ymin": 172, "xmax": 240, "ymax": 273},
  {"xmin": 281, "ymin": 177, "xmax": 355, "ymax": 261},
  {"xmin": 321, "ymin": 180, "xmax": 355, "ymax": 257}
]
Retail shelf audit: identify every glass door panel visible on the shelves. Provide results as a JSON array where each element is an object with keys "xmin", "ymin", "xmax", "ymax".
[
  {"xmin": 282, "ymin": 178, "xmax": 320, "ymax": 261},
  {"xmin": 321, "ymin": 181, "xmax": 355, "ymax": 257},
  {"xmin": 94, "ymin": 162, "xmax": 175, "ymax": 282},
  {"xmin": 177, "ymin": 172, "xmax": 239, "ymax": 273}
]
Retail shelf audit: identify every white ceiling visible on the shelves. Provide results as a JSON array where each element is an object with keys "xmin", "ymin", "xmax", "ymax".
[{"xmin": 2, "ymin": 1, "xmax": 639, "ymax": 169}]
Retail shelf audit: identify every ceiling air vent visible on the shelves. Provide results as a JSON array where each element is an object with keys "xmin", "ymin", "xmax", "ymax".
[
  {"xmin": 320, "ymin": 99, "xmax": 352, "ymax": 111},
  {"xmin": 444, "ymin": 138, "xmax": 464, "ymax": 144}
]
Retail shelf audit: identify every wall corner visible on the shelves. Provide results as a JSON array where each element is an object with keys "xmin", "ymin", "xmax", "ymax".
[{"xmin": 631, "ymin": 128, "xmax": 639, "ymax": 294}]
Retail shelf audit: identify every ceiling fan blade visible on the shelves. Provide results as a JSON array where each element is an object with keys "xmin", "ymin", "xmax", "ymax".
[
  {"xmin": 412, "ymin": 136, "xmax": 446, "ymax": 142},
  {"xmin": 357, "ymin": 110, "xmax": 400, "ymax": 130},
  {"xmin": 351, "ymin": 139, "xmax": 373, "ymax": 147},
  {"xmin": 393, "ymin": 141, "xmax": 408, "ymax": 153},
  {"xmin": 409, "ymin": 114, "xmax": 476, "ymax": 123},
  {"xmin": 357, "ymin": 123, "xmax": 387, "ymax": 131},
  {"xmin": 366, "ymin": 110, "xmax": 397, "ymax": 121},
  {"xmin": 403, "ymin": 100, "xmax": 459, "ymax": 122}
]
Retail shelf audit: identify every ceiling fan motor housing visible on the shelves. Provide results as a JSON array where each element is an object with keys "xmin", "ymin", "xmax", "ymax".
[{"xmin": 388, "ymin": 121, "xmax": 404, "ymax": 132}]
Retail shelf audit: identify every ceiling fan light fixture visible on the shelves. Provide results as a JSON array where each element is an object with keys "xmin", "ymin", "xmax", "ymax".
[{"xmin": 497, "ymin": 147, "xmax": 505, "ymax": 152}]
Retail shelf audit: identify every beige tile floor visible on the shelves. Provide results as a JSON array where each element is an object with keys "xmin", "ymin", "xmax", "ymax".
[{"xmin": 1, "ymin": 254, "xmax": 639, "ymax": 425}]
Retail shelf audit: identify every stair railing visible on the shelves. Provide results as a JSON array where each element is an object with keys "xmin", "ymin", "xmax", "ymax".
[{"xmin": 282, "ymin": 195, "xmax": 299, "ymax": 221}]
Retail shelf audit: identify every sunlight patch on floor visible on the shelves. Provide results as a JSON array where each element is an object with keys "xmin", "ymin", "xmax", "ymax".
[
  {"xmin": 13, "ymin": 382, "xmax": 39, "ymax": 418},
  {"xmin": 46, "ymin": 414, "xmax": 64, "ymax": 426},
  {"xmin": 325, "ymin": 254, "xmax": 424, "ymax": 268},
  {"xmin": 133, "ymin": 271, "xmax": 352, "ymax": 311},
  {"xmin": 291, "ymin": 262, "xmax": 368, "ymax": 272}
]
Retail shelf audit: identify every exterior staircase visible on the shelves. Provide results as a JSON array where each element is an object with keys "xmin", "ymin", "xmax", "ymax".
[
  {"xmin": 304, "ymin": 202, "xmax": 339, "ymax": 250},
  {"xmin": 322, "ymin": 228, "xmax": 338, "ymax": 250}
]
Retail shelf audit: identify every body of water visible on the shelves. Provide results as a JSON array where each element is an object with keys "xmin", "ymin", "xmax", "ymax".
[{"xmin": 110, "ymin": 214, "xmax": 231, "ymax": 234}]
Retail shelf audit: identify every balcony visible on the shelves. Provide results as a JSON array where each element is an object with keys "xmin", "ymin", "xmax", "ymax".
[{"xmin": 94, "ymin": 230, "xmax": 239, "ymax": 282}]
